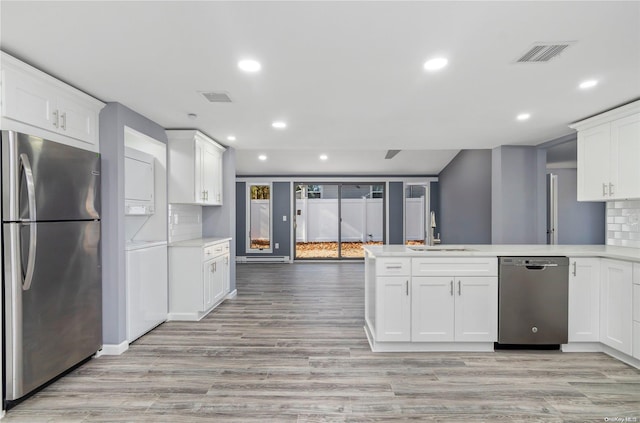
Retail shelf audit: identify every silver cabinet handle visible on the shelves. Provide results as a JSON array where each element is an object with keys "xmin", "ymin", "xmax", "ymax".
[
  {"xmin": 210, "ymin": 263, "xmax": 214, "ymax": 273},
  {"xmin": 458, "ymin": 280, "xmax": 461, "ymax": 296},
  {"xmin": 572, "ymin": 261, "xmax": 577, "ymax": 277},
  {"xmin": 19, "ymin": 153, "xmax": 37, "ymax": 291},
  {"xmin": 450, "ymin": 280, "xmax": 454, "ymax": 296},
  {"xmin": 60, "ymin": 112, "xmax": 67, "ymax": 130},
  {"xmin": 218, "ymin": 193, "xmax": 221, "ymax": 202},
  {"xmin": 405, "ymin": 280, "xmax": 409, "ymax": 296},
  {"xmin": 386, "ymin": 265, "xmax": 402, "ymax": 269},
  {"xmin": 602, "ymin": 183, "xmax": 608, "ymax": 196},
  {"xmin": 609, "ymin": 183, "xmax": 614, "ymax": 196},
  {"xmin": 52, "ymin": 110, "xmax": 59, "ymax": 128},
  {"xmin": 202, "ymin": 190, "xmax": 206, "ymax": 201},
  {"xmin": 205, "ymin": 190, "xmax": 209, "ymax": 201}
]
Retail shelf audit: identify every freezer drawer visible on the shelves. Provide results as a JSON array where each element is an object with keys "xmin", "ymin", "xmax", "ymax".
[{"xmin": 3, "ymin": 220, "xmax": 102, "ymax": 400}]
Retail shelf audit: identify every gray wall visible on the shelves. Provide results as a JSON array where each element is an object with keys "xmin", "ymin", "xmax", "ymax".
[
  {"xmin": 438, "ymin": 150, "xmax": 492, "ymax": 244},
  {"xmin": 492, "ymin": 146, "xmax": 547, "ymax": 244},
  {"xmin": 388, "ymin": 182, "xmax": 404, "ymax": 244},
  {"xmin": 236, "ymin": 181, "xmax": 292, "ymax": 258},
  {"xmin": 203, "ymin": 147, "xmax": 237, "ymax": 291},
  {"xmin": 99, "ymin": 102, "xmax": 168, "ymax": 346},
  {"xmin": 550, "ymin": 168, "xmax": 605, "ymax": 244}
]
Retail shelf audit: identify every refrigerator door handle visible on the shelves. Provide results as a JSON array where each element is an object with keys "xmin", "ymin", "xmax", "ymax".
[{"xmin": 19, "ymin": 153, "xmax": 37, "ymax": 290}]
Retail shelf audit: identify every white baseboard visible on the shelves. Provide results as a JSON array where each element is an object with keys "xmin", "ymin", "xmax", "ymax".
[
  {"xmin": 96, "ymin": 341, "xmax": 129, "ymax": 356},
  {"xmin": 237, "ymin": 256, "xmax": 289, "ymax": 263},
  {"xmin": 601, "ymin": 344, "xmax": 640, "ymax": 369},
  {"xmin": 167, "ymin": 312, "xmax": 202, "ymax": 321},
  {"xmin": 226, "ymin": 289, "xmax": 238, "ymax": 299},
  {"xmin": 364, "ymin": 325, "xmax": 494, "ymax": 352},
  {"xmin": 561, "ymin": 342, "xmax": 603, "ymax": 353}
]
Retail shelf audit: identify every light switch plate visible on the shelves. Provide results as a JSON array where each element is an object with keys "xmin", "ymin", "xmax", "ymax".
[{"xmin": 283, "ymin": 215, "xmax": 287, "ymax": 221}]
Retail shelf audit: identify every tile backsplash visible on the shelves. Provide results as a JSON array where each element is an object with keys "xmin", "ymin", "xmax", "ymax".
[
  {"xmin": 168, "ymin": 204, "xmax": 202, "ymax": 243},
  {"xmin": 606, "ymin": 200, "xmax": 640, "ymax": 248}
]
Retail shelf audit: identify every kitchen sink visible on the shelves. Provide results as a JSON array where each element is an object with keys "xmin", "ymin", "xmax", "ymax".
[{"xmin": 408, "ymin": 246, "xmax": 474, "ymax": 252}]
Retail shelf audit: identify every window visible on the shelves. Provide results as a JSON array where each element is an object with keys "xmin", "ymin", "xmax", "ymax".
[{"xmin": 247, "ymin": 183, "xmax": 272, "ymax": 252}]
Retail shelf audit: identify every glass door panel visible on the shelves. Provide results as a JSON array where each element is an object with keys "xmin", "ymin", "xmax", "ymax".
[
  {"xmin": 248, "ymin": 184, "xmax": 271, "ymax": 252},
  {"xmin": 295, "ymin": 184, "xmax": 339, "ymax": 259},
  {"xmin": 405, "ymin": 185, "xmax": 427, "ymax": 246},
  {"xmin": 340, "ymin": 184, "xmax": 384, "ymax": 258}
]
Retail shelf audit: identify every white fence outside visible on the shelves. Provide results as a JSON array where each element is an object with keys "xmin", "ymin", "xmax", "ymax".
[
  {"xmin": 295, "ymin": 198, "xmax": 384, "ymax": 243},
  {"xmin": 252, "ymin": 196, "xmax": 425, "ymax": 244},
  {"xmin": 249, "ymin": 199, "xmax": 270, "ymax": 241}
]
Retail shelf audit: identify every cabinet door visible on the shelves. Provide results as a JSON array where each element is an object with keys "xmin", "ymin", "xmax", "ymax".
[
  {"xmin": 211, "ymin": 256, "xmax": 226, "ymax": 304},
  {"xmin": 568, "ymin": 258, "xmax": 600, "ymax": 342},
  {"xmin": 202, "ymin": 259, "xmax": 215, "ymax": 311},
  {"xmin": 411, "ymin": 277, "xmax": 454, "ymax": 342},
  {"xmin": 194, "ymin": 139, "xmax": 205, "ymax": 204},
  {"xmin": 600, "ymin": 259, "xmax": 633, "ymax": 355},
  {"xmin": 56, "ymin": 90, "xmax": 98, "ymax": 146},
  {"xmin": 2, "ymin": 65, "xmax": 58, "ymax": 132},
  {"xmin": 223, "ymin": 254, "xmax": 230, "ymax": 294},
  {"xmin": 201, "ymin": 142, "xmax": 218, "ymax": 205},
  {"xmin": 375, "ymin": 277, "xmax": 411, "ymax": 342},
  {"xmin": 611, "ymin": 113, "xmax": 640, "ymax": 199},
  {"xmin": 454, "ymin": 277, "xmax": 497, "ymax": 342},
  {"xmin": 577, "ymin": 123, "xmax": 611, "ymax": 201}
]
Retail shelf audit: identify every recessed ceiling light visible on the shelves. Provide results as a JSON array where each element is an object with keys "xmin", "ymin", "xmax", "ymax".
[
  {"xmin": 272, "ymin": 121, "xmax": 287, "ymax": 129},
  {"xmin": 258, "ymin": 154, "xmax": 267, "ymax": 161},
  {"xmin": 319, "ymin": 154, "xmax": 328, "ymax": 161},
  {"xmin": 238, "ymin": 59, "xmax": 261, "ymax": 73},
  {"xmin": 227, "ymin": 135, "xmax": 236, "ymax": 141},
  {"xmin": 423, "ymin": 57, "xmax": 448, "ymax": 71},
  {"xmin": 579, "ymin": 79, "xmax": 598, "ymax": 90},
  {"xmin": 516, "ymin": 113, "xmax": 531, "ymax": 121}
]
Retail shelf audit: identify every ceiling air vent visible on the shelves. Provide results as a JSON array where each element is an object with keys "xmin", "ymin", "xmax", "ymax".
[
  {"xmin": 200, "ymin": 91, "xmax": 232, "ymax": 103},
  {"xmin": 515, "ymin": 42, "xmax": 575, "ymax": 63},
  {"xmin": 385, "ymin": 150, "xmax": 401, "ymax": 159}
]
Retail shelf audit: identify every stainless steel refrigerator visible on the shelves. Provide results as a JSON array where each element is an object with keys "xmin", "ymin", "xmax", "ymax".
[{"xmin": 1, "ymin": 131, "xmax": 102, "ymax": 402}]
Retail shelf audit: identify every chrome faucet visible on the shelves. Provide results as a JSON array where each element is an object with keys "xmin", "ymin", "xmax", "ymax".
[{"xmin": 429, "ymin": 211, "xmax": 441, "ymax": 246}]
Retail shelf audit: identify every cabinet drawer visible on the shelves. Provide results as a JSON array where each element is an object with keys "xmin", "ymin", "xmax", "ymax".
[
  {"xmin": 203, "ymin": 242, "xmax": 229, "ymax": 260},
  {"xmin": 376, "ymin": 258, "xmax": 411, "ymax": 276},
  {"xmin": 412, "ymin": 257, "xmax": 497, "ymax": 277}
]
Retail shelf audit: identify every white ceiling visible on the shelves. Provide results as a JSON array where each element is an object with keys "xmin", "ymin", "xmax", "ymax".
[{"xmin": 1, "ymin": 1, "xmax": 639, "ymax": 175}]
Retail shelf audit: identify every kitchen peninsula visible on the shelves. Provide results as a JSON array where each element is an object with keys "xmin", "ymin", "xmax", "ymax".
[{"xmin": 364, "ymin": 244, "xmax": 640, "ymax": 370}]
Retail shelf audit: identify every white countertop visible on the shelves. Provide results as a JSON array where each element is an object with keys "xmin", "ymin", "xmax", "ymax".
[
  {"xmin": 363, "ymin": 244, "xmax": 640, "ymax": 262},
  {"xmin": 125, "ymin": 240, "xmax": 168, "ymax": 251},
  {"xmin": 169, "ymin": 237, "xmax": 232, "ymax": 248}
]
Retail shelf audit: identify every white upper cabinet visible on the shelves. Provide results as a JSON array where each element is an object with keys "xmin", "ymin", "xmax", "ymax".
[
  {"xmin": 1, "ymin": 52, "xmax": 104, "ymax": 152},
  {"xmin": 166, "ymin": 130, "xmax": 226, "ymax": 205},
  {"xmin": 572, "ymin": 100, "xmax": 640, "ymax": 201}
]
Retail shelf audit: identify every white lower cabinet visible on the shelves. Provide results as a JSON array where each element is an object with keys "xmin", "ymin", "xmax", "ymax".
[
  {"xmin": 371, "ymin": 257, "xmax": 498, "ymax": 346},
  {"xmin": 454, "ymin": 277, "xmax": 498, "ymax": 342},
  {"xmin": 126, "ymin": 244, "xmax": 168, "ymax": 342},
  {"xmin": 600, "ymin": 259, "xmax": 633, "ymax": 355},
  {"xmin": 376, "ymin": 277, "xmax": 411, "ymax": 342},
  {"xmin": 411, "ymin": 277, "xmax": 497, "ymax": 342},
  {"xmin": 568, "ymin": 257, "xmax": 601, "ymax": 342},
  {"xmin": 411, "ymin": 277, "xmax": 454, "ymax": 342},
  {"xmin": 169, "ymin": 240, "xmax": 231, "ymax": 321}
]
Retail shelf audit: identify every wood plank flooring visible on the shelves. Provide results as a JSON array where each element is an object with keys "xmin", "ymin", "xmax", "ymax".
[{"xmin": 5, "ymin": 262, "xmax": 640, "ymax": 422}]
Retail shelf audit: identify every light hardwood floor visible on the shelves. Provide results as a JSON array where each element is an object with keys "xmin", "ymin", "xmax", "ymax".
[{"xmin": 5, "ymin": 263, "xmax": 640, "ymax": 422}]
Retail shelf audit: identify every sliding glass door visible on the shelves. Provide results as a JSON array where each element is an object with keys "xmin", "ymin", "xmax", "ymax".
[{"xmin": 294, "ymin": 183, "xmax": 385, "ymax": 259}]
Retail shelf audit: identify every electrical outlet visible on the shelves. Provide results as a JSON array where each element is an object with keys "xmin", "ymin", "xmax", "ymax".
[
  {"xmin": 283, "ymin": 215, "xmax": 287, "ymax": 222},
  {"xmin": 275, "ymin": 243, "xmax": 280, "ymax": 249}
]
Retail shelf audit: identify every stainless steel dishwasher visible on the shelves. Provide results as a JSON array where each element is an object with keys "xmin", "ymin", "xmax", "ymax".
[{"xmin": 498, "ymin": 257, "xmax": 569, "ymax": 345}]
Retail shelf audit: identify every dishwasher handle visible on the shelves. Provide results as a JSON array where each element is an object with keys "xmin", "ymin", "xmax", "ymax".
[{"xmin": 525, "ymin": 264, "xmax": 558, "ymax": 270}]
